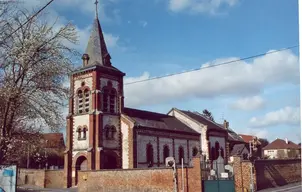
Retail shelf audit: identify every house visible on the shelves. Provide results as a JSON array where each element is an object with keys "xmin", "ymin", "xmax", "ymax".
[
  {"xmin": 263, "ymin": 138, "xmax": 301, "ymax": 159},
  {"xmin": 239, "ymin": 134, "xmax": 269, "ymax": 158},
  {"xmin": 63, "ymin": 10, "xmax": 201, "ymax": 187},
  {"xmin": 229, "ymin": 144, "xmax": 249, "ymax": 160},
  {"xmin": 42, "ymin": 133, "xmax": 65, "ymax": 169}
]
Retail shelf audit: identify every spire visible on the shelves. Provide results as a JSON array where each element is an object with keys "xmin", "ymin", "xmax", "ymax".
[
  {"xmin": 84, "ymin": 0, "xmax": 111, "ymax": 67},
  {"xmin": 94, "ymin": 0, "xmax": 98, "ymax": 19}
]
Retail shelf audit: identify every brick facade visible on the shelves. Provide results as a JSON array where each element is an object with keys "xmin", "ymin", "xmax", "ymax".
[{"xmin": 77, "ymin": 157, "xmax": 201, "ymax": 192}]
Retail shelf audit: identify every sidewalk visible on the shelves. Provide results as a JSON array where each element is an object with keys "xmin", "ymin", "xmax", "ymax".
[
  {"xmin": 257, "ymin": 182, "xmax": 302, "ymax": 192},
  {"xmin": 17, "ymin": 185, "xmax": 78, "ymax": 192}
]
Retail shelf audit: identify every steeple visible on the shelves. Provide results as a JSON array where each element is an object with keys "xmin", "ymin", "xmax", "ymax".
[{"xmin": 84, "ymin": 0, "xmax": 111, "ymax": 67}]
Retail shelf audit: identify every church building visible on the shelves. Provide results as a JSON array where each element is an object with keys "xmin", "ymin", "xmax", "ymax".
[{"xmin": 63, "ymin": 3, "xmax": 200, "ymax": 187}]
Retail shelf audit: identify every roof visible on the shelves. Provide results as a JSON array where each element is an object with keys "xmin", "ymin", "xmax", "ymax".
[
  {"xmin": 239, "ymin": 134, "xmax": 261, "ymax": 145},
  {"xmin": 177, "ymin": 109, "xmax": 226, "ymax": 132},
  {"xmin": 230, "ymin": 144, "xmax": 248, "ymax": 156},
  {"xmin": 227, "ymin": 128, "xmax": 245, "ymax": 143},
  {"xmin": 85, "ymin": 17, "xmax": 111, "ymax": 67},
  {"xmin": 263, "ymin": 139, "xmax": 300, "ymax": 150},
  {"xmin": 42, "ymin": 133, "xmax": 65, "ymax": 149},
  {"xmin": 123, "ymin": 107, "xmax": 199, "ymax": 135}
]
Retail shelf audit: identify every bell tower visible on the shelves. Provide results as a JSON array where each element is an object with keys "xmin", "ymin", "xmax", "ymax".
[{"xmin": 64, "ymin": 0, "xmax": 125, "ymax": 187}]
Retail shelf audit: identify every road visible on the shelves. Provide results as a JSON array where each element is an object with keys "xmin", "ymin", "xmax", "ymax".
[{"xmin": 258, "ymin": 182, "xmax": 301, "ymax": 192}]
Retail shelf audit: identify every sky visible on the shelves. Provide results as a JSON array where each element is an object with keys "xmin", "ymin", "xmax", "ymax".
[{"xmin": 24, "ymin": 0, "xmax": 300, "ymax": 143}]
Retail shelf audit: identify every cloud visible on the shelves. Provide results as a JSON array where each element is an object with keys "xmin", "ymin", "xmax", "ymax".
[
  {"xmin": 139, "ymin": 20, "xmax": 148, "ymax": 27},
  {"xmin": 167, "ymin": 0, "xmax": 239, "ymax": 15},
  {"xmin": 124, "ymin": 49, "xmax": 299, "ymax": 107},
  {"xmin": 249, "ymin": 106, "xmax": 300, "ymax": 127},
  {"xmin": 230, "ymin": 96, "xmax": 265, "ymax": 111},
  {"xmin": 240, "ymin": 128, "xmax": 269, "ymax": 139}
]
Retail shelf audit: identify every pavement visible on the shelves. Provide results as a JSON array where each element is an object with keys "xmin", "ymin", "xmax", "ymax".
[
  {"xmin": 17, "ymin": 185, "xmax": 78, "ymax": 192},
  {"xmin": 257, "ymin": 182, "xmax": 302, "ymax": 192}
]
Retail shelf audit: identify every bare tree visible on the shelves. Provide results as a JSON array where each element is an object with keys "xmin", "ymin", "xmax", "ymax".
[{"xmin": 0, "ymin": 5, "xmax": 79, "ymax": 164}]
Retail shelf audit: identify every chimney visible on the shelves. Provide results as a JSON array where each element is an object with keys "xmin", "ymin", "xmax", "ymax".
[
  {"xmin": 285, "ymin": 138, "xmax": 288, "ymax": 144},
  {"xmin": 223, "ymin": 120, "xmax": 229, "ymax": 129},
  {"xmin": 82, "ymin": 54, "xmax": 90, "ymax": 66}
]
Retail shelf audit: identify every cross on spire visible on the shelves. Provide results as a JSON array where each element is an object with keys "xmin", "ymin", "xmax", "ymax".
[{"xmin": 94, "ymin": 0, "xmax": 99, "ymax": 19}]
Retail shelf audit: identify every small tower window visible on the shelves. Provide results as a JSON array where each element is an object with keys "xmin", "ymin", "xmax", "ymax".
[
  {"xmin": 102, "ymin": 81, "xmax": 117, "ymax": 114},
  {"xmin": 102, "ymin": 88, "xmax": 109, "ymax": 112},
  {"xmin": 84, "ymin": 89, "xmax": 90, "ymax": 113},
  {"xmin": 77, "ymin": 127, "xmax": 82, "ymax": 140},
  {"xmin": 78, "ymin": 90, "xmax": 83, "ymax": 114},
  {"xmin": 105, "ymin": 125, "xmax": 116, "ymax": 140},
  {"xmin": 83, "ymin": 127, "xmax": 87, "ymax": 140},
  {"xmin": 109, "ymin": 90, "xmax": 116, "ymax": 113}
]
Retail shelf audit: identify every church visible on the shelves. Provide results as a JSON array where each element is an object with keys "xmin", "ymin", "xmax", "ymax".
[{"xmin": 63, "ymin": 3, "xmax": 201, "ymax": 187}]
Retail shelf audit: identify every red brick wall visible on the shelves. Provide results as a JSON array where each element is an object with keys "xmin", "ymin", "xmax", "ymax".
[
  {"xmin": 18, "ymin": 169, "xmax": 64, "ymax": 189},
  {"xmin": 77, "ymin": 157, "xmax": 201, "ymax": 192},
  {"xmin": 254, "ymin": 159, "xmax": 301, "ymax": 190},
  {"xmin": 233, "ymin": 156, "xmax": 256, "ymax": 192},
  {"xmin": 45, "ymin": 170, "xmax": 64, "ymax": 188}
]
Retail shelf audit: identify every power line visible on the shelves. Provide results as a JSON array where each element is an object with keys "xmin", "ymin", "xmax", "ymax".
[
  {"xmin": 1, "ymin": 0, "xmax": 55, "ymax": 43},
  {"xmin": 124, "ymin": 45, "xmax": 299, "ymax": 86}
]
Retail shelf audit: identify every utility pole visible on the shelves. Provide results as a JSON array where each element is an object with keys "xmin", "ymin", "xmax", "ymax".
[{"xmin": 249, "ymin": 141, "xmax": 254, "ymax": 192}]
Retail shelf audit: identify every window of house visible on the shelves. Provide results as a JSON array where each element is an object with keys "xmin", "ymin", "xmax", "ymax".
[
  {"xmin": 192, "ymin": 147, "xmax": 198, "ymax": 157},
  {"xmin": 220, "ymin": 147, "xmax": 224, "ymax": 158},
  {"xmin": 215, "ymin": 142, "xmax": 220, "ymax": 159},
  {"xmin": 163, "ymin": 145, "xmax": 170, "ymax": 163},
  {"xmin": 178, "ymin": 146, "xmax": 184, "ymax": 164},
  {"xmin": 146, "ymin": 144, "xmax": 154, "ymax": 167}
]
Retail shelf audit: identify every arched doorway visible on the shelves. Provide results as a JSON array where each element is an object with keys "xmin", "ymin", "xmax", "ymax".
[
  {"xmin": 75, "ymin": 156, "xmax": 88, "ymax": 185},
  {"xmin": 103, "ymin": 151, "xmax": 118, "ymax": 169}
]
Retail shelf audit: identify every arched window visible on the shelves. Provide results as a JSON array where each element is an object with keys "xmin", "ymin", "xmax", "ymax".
[
  {"xmin": 102, "ymin": 87, "xmax": 109, "ymax": 112},
  {"xmin": 109, "ymin": 89, "xmax": 116, "ymax": 113},
  {"xmin": 163, "ymin": 145, "xmax": 170, "ymax": 163},
  {"xmin": 178, "ymin": 146, "xmax": 184, "ymax": 164},
  {"xmin": 83, "ymin": 127, "xmax": 87, "ymax": 140},
  {"xmin": 77, "ymin": 127, "xmax": 82, "ymax": 140},
  {"xmin": 220, "ymin": 147, "xmax": 224, "ymax": 158},
  {"xmin": 77, "ymin": 90, "xmax": 83, "ymax": 114},
  {"xmin": 215, "ymin": 142, "xmax": 220, "ymax": 159},
  {"xmin": 146, "ymin": 144, "xmax": 154, "ymax": 167},
  {"xmin": 84, "ymin": 89, "xmax": 90, "ymax": 113},
  {"xmin": 102, "ymin": 81, "xmax": 117, "ymax": 114},
  {"xmin": 192, "ymin": 147, "xmax": 198, "ymax": 157},
  {"xmin": 211, "ymin": 147, "xmax": 215, "ymax": 160}
]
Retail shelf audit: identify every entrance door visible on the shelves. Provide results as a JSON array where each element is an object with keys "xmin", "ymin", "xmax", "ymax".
[{"xmin": 75, "ymin": 156, "xmax": 88, "ymax": 185}]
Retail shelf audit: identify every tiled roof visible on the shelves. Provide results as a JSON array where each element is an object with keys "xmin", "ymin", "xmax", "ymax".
[
  {"xmin": 263, "ymin": 139, "xmax": 300, "ymax": 150},
  {"xmin": 230, "ymin": 144, "xmax": 248, "ymax": 156},
  {"xmin": 123, "ymin": 107, "xmax": 199, "ymax": 135},
  {"xmin": 42, "ymin": 133, "xmax": 65, "ymax": 149},
  {"xmin": 178, "ymin": 110, "xmax": 226, "ymax": 132},
  {"xmin": 239, "ymin": 134, "xmax": 261, "ymax": 145}
]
